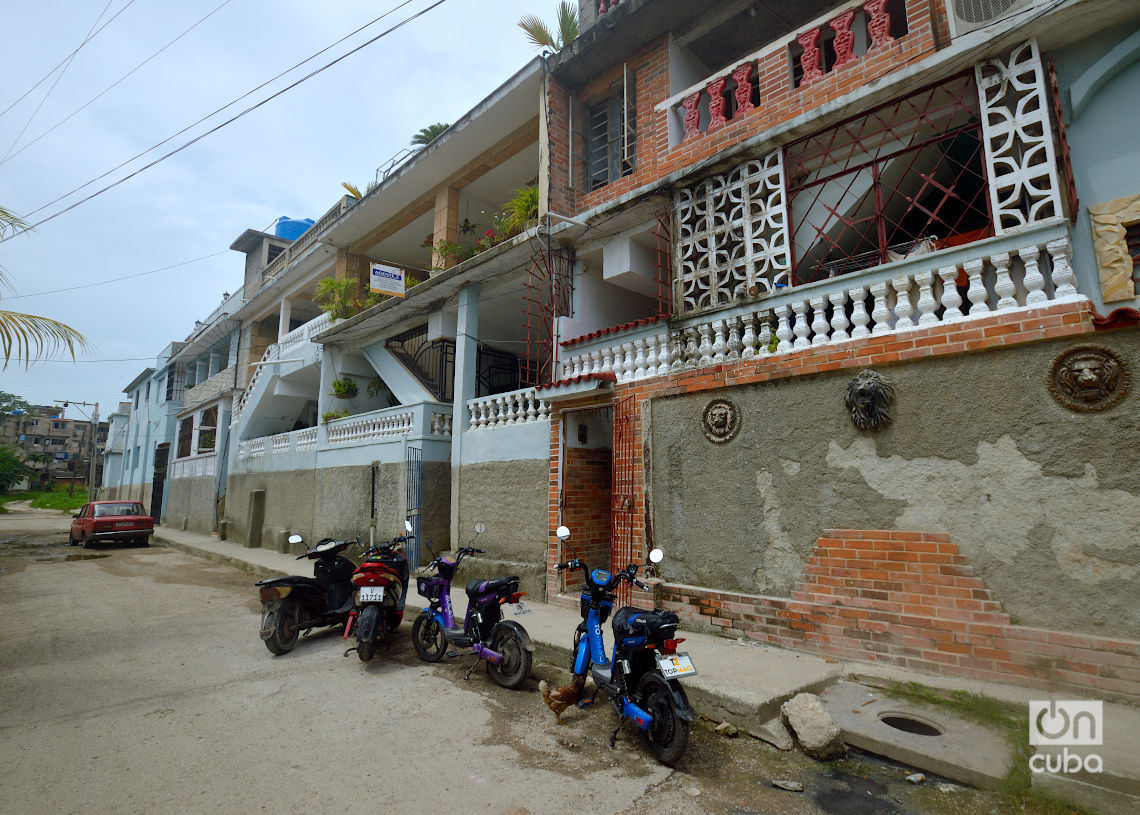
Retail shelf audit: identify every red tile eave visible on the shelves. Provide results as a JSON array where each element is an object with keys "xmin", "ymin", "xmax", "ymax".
[
  {"xmin": 559, "ymin": 315, "xmax": 665, "ymax": 348},
  {"xmin": 535, "ymin": 372, "xmax": 618, "ymax": 392}
]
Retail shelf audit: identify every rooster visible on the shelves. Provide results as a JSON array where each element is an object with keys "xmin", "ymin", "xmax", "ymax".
[{"xmin": 539, "ymin": 675, "xmax": 586, "ymax": 725}]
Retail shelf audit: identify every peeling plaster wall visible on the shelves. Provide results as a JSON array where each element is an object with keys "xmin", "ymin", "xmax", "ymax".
[{"xmin": 648, "ymin": 332, "xmax": 1140, "ymax": 638}]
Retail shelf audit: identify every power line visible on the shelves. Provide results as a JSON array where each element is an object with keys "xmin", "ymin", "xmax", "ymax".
[
  {"xmin": 0, "ymin": 0, "xmax": 138, "ymax": 123},
  {"xmin": 0, "ymin": 0, "xmax": 236, "ymax": 168},
  {"xmin": 2, "ymin": 0, "xmax": 436, "ymax": 236},
  {"xmin": 2, "ymin": 251, "xmax": 229, "ymax": 300}
]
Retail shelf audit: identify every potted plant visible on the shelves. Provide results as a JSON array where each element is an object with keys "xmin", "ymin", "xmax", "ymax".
[
  {"xmin": 321, "ymin": 409, "xmax": 349, "ymax": 426},
  {"xmin": 330, "ymin": 378, "xmax": 358, "ymax": 399}
]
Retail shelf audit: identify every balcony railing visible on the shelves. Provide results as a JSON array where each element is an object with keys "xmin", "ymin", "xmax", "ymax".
[
  {"xmin": 560, "ymin": 226, "xmax": 1081, "ymax": 382},
  {"xmin": 170, "ymin": 453, "xmax": 217, "ymax": 479},
  {"xmin": 261, "ymin": 196, "xmax": 355, "ymax": 282},
  {"xmin": 278, "ymin": 312, "xmax": 334, "ymax": 358},
  {"xmin": 659, "ymin": 0, "xmax": 910, "ymax": 147},
  {"xmin": 465, "ymin": 387, "xmax": 550, "ymax": 431}
]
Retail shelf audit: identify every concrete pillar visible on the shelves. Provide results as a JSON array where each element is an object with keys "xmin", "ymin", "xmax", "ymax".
[
  {"xmin": 227, "ymin": 329, "xmax": 240, "ymax": 367},
  {"xmin": 277, "ymin": 298, "xmax": 293, "ymax": 342},
  {"xmin": 208, "ymin": 353, "xmax": 221, "ymax": 379},
  {"xmin": 196, "ymin": 360, "xmax": 207, "ymax": 384},
  {"xmin": 431, "ymin": 185, "xmax": 460, "ymax": 274},
  {"xmin": 449, "ymin": 283, "xmax": 479, "ymax": 549}
]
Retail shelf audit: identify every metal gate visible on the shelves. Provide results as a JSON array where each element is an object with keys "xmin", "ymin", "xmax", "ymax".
[
  {"xmin": 611, "ymin": 396, "xmax": 636, "ymax": 607},
  {"xmin": 405, "ymin": 447, "xmax": 423, "ymax": 567},
  {"xmin": 150, "ymin": 443, "xmax": 169, "ymax": 521}
]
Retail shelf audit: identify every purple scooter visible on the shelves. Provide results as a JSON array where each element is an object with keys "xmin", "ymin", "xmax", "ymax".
[{"xmin": 410, "ymin": 525, "xmax": 534, "ymax": 688}]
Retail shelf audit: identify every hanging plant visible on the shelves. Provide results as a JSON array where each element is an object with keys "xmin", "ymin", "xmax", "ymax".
[{"xmin": 331, "ymin": 378, "xmax": 359, "ymax": 399}]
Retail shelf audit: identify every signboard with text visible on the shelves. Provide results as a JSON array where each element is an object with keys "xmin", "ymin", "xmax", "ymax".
[{"xmin": 370, "ymin": 263, "xmax": 405, "ymax": 298}]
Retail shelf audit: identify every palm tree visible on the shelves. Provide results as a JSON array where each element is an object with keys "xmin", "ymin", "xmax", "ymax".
[
  {"xmin": 1, "ymin": 205, "xmax": 89, "ymax": 369},
  {"xmin": 518, "ymin": 1, "xmax": 579, "ymax": 51},
  {"xmin": 410, "ymin": 123, "xmax": 450, "ymax": 148}
]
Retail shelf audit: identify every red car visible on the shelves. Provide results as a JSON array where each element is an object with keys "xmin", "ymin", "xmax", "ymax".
[{"xmin": 69, "ymin": 501, "xmax": 154, "ymax": 548}]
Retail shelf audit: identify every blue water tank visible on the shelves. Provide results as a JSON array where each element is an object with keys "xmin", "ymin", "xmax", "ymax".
[{"xmin": 273, "ymin": 217, "xmax": 315, "ymax": 241}]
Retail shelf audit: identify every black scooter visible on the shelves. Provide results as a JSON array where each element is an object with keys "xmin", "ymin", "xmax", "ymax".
[{"xmin": 256, "ymin": 533, "xmax": 357, "ymax": 655}]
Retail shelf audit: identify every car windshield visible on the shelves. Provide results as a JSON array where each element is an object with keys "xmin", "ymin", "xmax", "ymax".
[{"xmin": 94, "ymin": 503, "xmax": 145, "ymax": 518}]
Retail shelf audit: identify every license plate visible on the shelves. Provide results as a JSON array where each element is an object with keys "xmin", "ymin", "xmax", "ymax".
[
  {"xmin": 114, "ymin": 522, "xmax": 134, "ymax": 529},
  {"xmin": 511, "ymin": 600, "xmax": 533, "ymax": 615},
  {"xmin": 657, "ymin": 653, "xmax": 697, "ymax": 678},
  {"xmin": 358, "ymin": 586, "xmax": 384, "ymax": 603}
]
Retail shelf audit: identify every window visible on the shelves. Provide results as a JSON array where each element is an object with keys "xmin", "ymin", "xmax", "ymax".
[
  {"xmin": 1129, "ymin": 223, "xmax": 1140, "ymax": 296},
  {"xmin": 267, "ymin": 243, "xmax": 285, "ymax": 264},
  {"xmin": 197, "ymin": 407, "xmax": 218, "ymax": 453},
  {"xmin": 165, "ymin": 365, "xmax": 184, "ymax": 403},
  {"xmin": 585, "ymin": 72, "xmax": 636, "ymax": 191},
  {"xmin": 176, "ymin": 417, "xmax": 194, "ymax": 459},
  {"xmin": 134, "ymin": 390, "xmax": 140, "ymax": 410},
  {"xmin": 786, "ymin": 72, "xmax": 989, "ymax": 284},
  {"xmin": 145, "ymin": 381, "xmax": 151, "ymax": 402}
]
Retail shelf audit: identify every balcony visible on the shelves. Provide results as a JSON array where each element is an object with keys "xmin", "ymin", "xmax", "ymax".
[{"xmin": 559, "ymin": 222, "xmax": 1082, "ymax": 383}]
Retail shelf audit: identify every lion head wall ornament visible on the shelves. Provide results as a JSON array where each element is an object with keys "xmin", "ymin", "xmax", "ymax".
[
  {"xmin": 844, "ymin": 369, "xmax": 895, "ymax": 431},
  {"xmin": 1048, "ymin": 345, "xmax": 1130, "ymax": 412},
  {"xmin": 702, "ymin": 398, "xmax": 740, "ymax": 443}
]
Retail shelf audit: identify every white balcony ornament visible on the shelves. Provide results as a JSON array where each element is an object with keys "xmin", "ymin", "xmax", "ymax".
[{"xmin": 937, "ymin": 266, "xmax": 964, "ymax": 320}]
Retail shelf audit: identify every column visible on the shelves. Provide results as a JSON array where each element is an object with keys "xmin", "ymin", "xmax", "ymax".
[
  {"xmin": 431, "ymin": 185, "xmax": 460, "ymax": 273},
  {"xmin": 277, "ymin": 298, "xmax": 293, "ymax": 342},
  {"xmin": 449, "ymin": 283, "xmax": 479, "ymax": 548}
]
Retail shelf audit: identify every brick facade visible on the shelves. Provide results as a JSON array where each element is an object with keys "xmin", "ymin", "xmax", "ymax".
[
  {"xmin": 543, "ymin": 299, "xmax": 1140, "ymax": 699},
  {"xmin": 659, "ymin": 530, "xmax": 1140, "ymax": 702}
]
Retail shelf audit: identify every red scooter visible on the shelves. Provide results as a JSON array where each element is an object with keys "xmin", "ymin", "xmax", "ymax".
[{"xmin": 344, "ymin": 521, "xmax": 412, "ymax": 662}]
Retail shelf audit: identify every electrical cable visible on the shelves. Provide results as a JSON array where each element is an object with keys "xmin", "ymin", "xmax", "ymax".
[
  {"xmin": 3, "ymin": 251, "xmax": 229, "ymax": 300},
  {"xmin": 0, "ymin": 0, "xmax": 138, "ymax": 123},
  {"xmin": 0, "ymin": 0, "xmax": 236, "ymax": 168},
  {"xmin": 1, "ymin": 0, "xmax": 434, "ymax": 236}
]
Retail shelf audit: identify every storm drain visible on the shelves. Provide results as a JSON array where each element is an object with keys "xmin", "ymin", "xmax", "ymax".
[{"xmin": 878, "ymin": 713, "xmax": 944, "ymax": 737}]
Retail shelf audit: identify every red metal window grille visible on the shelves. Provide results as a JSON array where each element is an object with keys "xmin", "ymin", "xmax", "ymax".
[
  {"xmin": 785, "ymin": 71, "xmax": 992, "ymax": 285},
  {"xmin": 522, "ymin": 247, "xmax": 575, "ymax": 387},
  {"xmin": 1047, "ymin": 57, "xmax": 1079, "ymax": 225},
  {"xmin": 610, "ymin": 394, "xmax": 636, "ymax": 608}
]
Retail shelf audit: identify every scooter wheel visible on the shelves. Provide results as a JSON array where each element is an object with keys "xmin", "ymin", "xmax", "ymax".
[
  {"xmin": 638, "ymin": 673, "xmax": 689, "ymax": 766},
  {"xmin": 264, "ymin": 606, "xmax": 299, "ymax": 655},
  {"xmin": 489, "ymin": 627, "xmax": 531, "ymax": 689},
  {"xmin": 411, "ymin": 612, "xmax": 446, "ymax": 662}
]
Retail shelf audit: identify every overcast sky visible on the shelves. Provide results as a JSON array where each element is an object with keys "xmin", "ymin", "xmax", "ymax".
[{"xmin": 0, "ymin": 0, "xmax": 556, "ymax": 421}]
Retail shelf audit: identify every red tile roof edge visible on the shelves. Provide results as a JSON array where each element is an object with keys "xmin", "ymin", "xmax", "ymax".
[
  {"xmin": 559, "ymin": 315, "xmax": 665, "ymax": 348},
  {"xmin": 535, "ymin": 372, "xmax": 618, "ymax": 391}
]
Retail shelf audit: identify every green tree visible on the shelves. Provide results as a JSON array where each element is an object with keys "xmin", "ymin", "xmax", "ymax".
[
  {"xmin": 0, "ymin": 443, "xmax": 31, "ymax": 493},
  {"xmin": 518, "ymin": 2, "xmax": 579, "ymax": 51},
  {"xmin": 0, "ymin": 390, "xmax": 30, "ymax": 426},
  {"xmin": 1, "ymin": 205, "xmax": 90, "ymax": 369},
  {"xmin": 411, "ymin": 123, "xmax": 450, "ymax": 148}
]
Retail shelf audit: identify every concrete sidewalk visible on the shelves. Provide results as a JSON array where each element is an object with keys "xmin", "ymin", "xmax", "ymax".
[{"xmin": 154, "ymin": 524, "xmax": 1140, "ymax": 812}]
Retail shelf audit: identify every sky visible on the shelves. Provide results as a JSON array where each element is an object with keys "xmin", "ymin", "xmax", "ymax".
[{"xmin": 0, "ymin": 0, "xmax": 557, "ymax": 422}]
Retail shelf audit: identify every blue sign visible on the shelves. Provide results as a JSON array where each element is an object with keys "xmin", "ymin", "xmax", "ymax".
[{"xmin": 370, "ymin": 263, "xmax": 405, "ymax": 298}]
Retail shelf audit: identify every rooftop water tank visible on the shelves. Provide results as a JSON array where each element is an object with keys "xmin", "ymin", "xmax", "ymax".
[{"xmin": 273, "ymin": 216, "xmax": 315, "ymax": 241}]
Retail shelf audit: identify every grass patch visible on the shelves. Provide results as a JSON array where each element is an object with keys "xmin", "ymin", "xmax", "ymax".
[
  {"xmin": 30, "ymin": 487, "xmax": 89, "ymax": 513},
  {"xmin": 0, "ymin": 491, "xmax": 37, "ymax": 513},
  {"xmin": 885, "ymin": 681, "xmax": 1095, "ymax": 814}
]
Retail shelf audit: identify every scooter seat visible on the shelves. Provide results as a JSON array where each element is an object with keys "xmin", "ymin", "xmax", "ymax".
[
  {"xmin": 465, "ymin": 576, "xmax": 519, "ymax": 598},
  {"xmin": 612, "ymin": 607, "xmax": 679, "ymax": 641}
]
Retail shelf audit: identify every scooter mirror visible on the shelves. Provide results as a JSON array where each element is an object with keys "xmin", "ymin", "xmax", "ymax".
[
  {"xmin": 474, "ymin": 521, "xmax": 486, "ymax": 535},
  {"xmin": 404, "ymin": 520, "xmax": 413, "ymax": 533},
  {"xmin": 555, "ymin": 525, "xmax": 571, "ymax": 541},
  {"xmin": 288, "ymin": 534, "xmax": 303, "ymax": 545},
  {"xmin": 648, "ymin": 548, "xmax": 664, "ymax": 564}
]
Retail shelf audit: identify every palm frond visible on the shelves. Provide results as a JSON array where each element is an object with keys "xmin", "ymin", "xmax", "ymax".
[
  {"xmin": 410, "ymin": 122, "xmax": 450, "ymax": 147},
  {"xmin": 518, "ymin": 14, "xmax": 557, "ymax": 49},
  {"xmin": 0, "ymin": 310, "xmax": 91, "ymax": 370},
  {"xmin": 556, "ymin": 1, "xmax": 579, "ymax": 48},
  {"xmin": 342, "ymin": 182, "xmax": 363, "ymax": 199},
  {"xmin": 0, "ymin": 205, "xmax": 30, "ymax": 241}
]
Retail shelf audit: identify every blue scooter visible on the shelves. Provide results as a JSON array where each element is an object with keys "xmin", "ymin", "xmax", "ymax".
[{"xmin": 554, "ymin": 525, "xmax": 696, "ymax": 765}]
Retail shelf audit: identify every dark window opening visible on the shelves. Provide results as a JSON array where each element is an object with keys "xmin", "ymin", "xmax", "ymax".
[
  {"xmin": 267, "ymin": 243, "xmax": 285, "ymax": 264},
  {"xmin": 176, "ymin": 418, "xmax": 193, "ymax": 459},
  {"xmin": 585, "ymin": 76, "xmax": 636, "ymax": 192},
  {"xmin": 1127, "ymin": 223, "xmax": 1140, "ymax": 296},
  {"xmin": 197, "ymin": 406, "xmax": 218, "ymax": 453}
]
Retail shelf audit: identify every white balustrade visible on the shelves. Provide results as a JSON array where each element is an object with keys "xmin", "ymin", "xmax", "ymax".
[
  {"xmin": 326, "ymin": 410, "xmax": 415, "ymax": 445},
  {"xmin": 466, "ymin": 388, "xmax": 550, "ymax": 431},
  {"xmin": 170, "ymin": 453, "xmax": 217, "ymax": 479},
  {"xmin": 556, "ymin": 234, "xmax": 1084, "ymax": 384}
]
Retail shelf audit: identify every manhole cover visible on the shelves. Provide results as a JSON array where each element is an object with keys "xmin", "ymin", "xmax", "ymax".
[{"xmin": 878, "ymin": 713, "xmax": 943, "ymax": 737}]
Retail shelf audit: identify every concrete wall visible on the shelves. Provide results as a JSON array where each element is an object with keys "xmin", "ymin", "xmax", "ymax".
[
  {"xmin": 454, "ymin": 459, "xmax": 548, "ymax": 563},
  {"xmin": 647, "ymin": 332, "xmax": 1140, "ymax": 639},
  {"xmin": 224, "ymin": 461, "xmax": 444, "ymax": 553},
  {"xmin": 164, "ymin": 475, "xmax": 217, "ymax": 534}
]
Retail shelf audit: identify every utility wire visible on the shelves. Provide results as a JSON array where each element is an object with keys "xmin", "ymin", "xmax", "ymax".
[
  {"xmin": 1, "ymin": 1, "xmax": 117, "ymax": 163},
  {"xmin": 0, "ymin": 0, "xmax": 138, "ymax": 123},
  {"xmin": 3, "ymin": 0, "xmax": 434, "ymax": 236},
  {"xmin": 3, "ymin": 251, "xmax": 229, "ymax": 300},
  {"xmin": 0, "ymin": 0, "xmax": 236, "ymax": 169}
]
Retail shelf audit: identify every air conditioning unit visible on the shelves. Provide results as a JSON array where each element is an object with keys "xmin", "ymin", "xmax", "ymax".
[{"xmin": 946, "ymin": 0, "xmax": 1036, "ymax": 38}]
